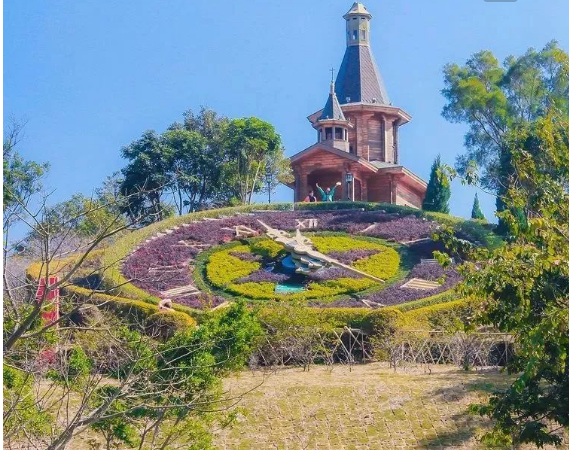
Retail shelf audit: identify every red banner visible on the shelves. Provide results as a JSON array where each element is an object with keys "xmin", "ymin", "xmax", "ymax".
[{"xmin": 36, "ymin": 276, "xmax": 60, "ymax": 325}]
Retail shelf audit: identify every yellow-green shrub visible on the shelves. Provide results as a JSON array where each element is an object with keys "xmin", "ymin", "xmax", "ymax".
[
  {"xmin": 65, "ymin": 286, "xmax": 200, "ymax": 329},
  {"xmin": 206, "ymin": 247, "xmax": 259, "ymax": 287},
  {"xmin": 353, "ymin": 248, "xmax": 400, "ymax": 280},
  {"xmin": 310, "ymin": 235, "xmax": 387, "ymax": 254},
  {"xmin": 398, "ymin": 299, "xmax": 473, "ymax": 331},
  {"xmin": 249, "ymin": 239, "xmax": 283, "ymax": 258}
]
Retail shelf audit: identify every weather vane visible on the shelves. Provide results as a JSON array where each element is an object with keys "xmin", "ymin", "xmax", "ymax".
[{"xmin": 330, "ymin": 67, "xmax": 335, "ymax": 82}]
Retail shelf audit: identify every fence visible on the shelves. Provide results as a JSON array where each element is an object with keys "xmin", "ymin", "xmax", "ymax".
[
  {"xmin": 252, "ymin": 328, "xmax": 514, "ymax": 370},
  {"xmin": 380, "ymin": 330, "xmax": 514, "ymax": 370}
]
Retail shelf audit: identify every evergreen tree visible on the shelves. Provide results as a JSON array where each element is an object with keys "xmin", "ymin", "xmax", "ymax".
[
  {"xmin": 470, "ymin": 193, "xmax": 486, "ymax": 220},
  {"xmin": 422, "ymin": 155, "xmax": 451, "ymax": 213}
]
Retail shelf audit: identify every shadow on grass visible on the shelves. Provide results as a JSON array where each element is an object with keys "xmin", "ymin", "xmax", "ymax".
[
  {"xmin": 417, "ymin": 411, "xmax": 495, "ymax": 449},
  {"xmin": 427, "ymin": 370, "xmax": 508, "ymax": 403}
]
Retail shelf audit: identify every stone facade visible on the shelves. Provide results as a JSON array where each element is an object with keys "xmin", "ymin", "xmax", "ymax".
[{"xmin": 289, "ymin": 2, "xmax": 427, "ymax": 208}]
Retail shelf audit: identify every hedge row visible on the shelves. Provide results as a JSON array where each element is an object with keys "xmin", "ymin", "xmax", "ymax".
[{"xmin": 257, "ymin": 295, "xmax": 471, "ymax": 337}]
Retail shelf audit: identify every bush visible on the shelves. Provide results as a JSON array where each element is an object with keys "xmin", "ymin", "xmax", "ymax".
[
  {"xmin": 206, "ymin": 247, "xmax": 259, "ymax": 287},
  {"xmin": 3, "ymin": 364, "xmax": 53, "ymax": 438},
  {"xmin": 454, "ymin": 220, "xmax": 504, "ymax": 250},
  {"xmin": 352, "ymin": 248, "xmax": 400, "ymax": 279},
  {"xmin": 399, "ymin": 299, "xmax": 474, "ymax": 332},
  {"xmin": 249, "ymin": 239, "xmax": 283, "ymax": 259},
  {"xmin": 258, "ymin": 306, "xmax": 403, "ymax": 337},
  {"xmin": 146, "ymin": 311, "xmax": 197, "ymax": 340}
]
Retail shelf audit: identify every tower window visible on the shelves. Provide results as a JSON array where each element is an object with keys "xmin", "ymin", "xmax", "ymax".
[
  {"xmin": 325, "ymin": 127, "xmax": 332, "ymax": 140},
  {"xmin": 335, "ymin": 128, "xmax": 343, "ymax": 139},
  {"xmin": 362, "ymin": 30, "xmax": 366, "ymax": 40},
  {"xmin": 352, "ymin": 30, "xmax": 358, "ymax": 40},
  {"xmin": 352, "ymin": 17, "xmax": 357, "ymax": 20}
]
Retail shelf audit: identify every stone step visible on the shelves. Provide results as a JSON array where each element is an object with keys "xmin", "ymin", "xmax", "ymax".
[
  {"xmin": 161, "ymin": 285, "xmax": 199, "ymax": 297},
  {"xmin": 401, "ymin": 278, "xmax": 441, "ymax": 290}
]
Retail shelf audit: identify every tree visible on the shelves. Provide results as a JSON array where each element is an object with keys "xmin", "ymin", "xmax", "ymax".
[
  {"xmin": 222, "ymin": 117, "xmax": 286, "ymax": 204},
  {"xmin": 422, "ymin": 155, "xmax": 451, "ymax": 213},
  {"xmin": 119, "ymin": 131, "xmax": 174, "ymax": 224},
  {"xmin": 442, "ymin": 41, "xmax": 569, "ymax": 221},
  {"xmin": 470, "ymin": 193, "xmax": 486, "ymax": 220},
  {"xmin": 162, "ymin": 127, "xmax": 228, "ymax": 214},
  {"xmin": 443, "ymin": 111, "xmax": 569, "ymax": 448}
]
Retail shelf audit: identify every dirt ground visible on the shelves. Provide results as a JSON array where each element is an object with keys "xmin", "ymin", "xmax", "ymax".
[{"xmin": 215, "ymin": 363, "xmax": 567, "ymax": 450}]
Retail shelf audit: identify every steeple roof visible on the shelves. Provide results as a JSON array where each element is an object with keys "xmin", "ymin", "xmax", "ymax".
[
  {"xmin": 335, "ymin": 45, "xmax": 390, "ymax": 105},
  {"xmin": 318, "ymin": 82, "xmax": 346, "ymax": 121}
]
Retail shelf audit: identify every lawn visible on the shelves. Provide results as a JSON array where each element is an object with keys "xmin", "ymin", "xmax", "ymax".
[{"xmin": 216, "ymin": 364, "xmax": 567, "ymax": 450}]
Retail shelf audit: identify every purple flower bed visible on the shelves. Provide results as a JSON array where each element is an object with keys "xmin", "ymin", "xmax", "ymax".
[
  {"xmin": 236, "ymin": 270, "xmax": 288, "ymax": 284},
  {"xmin": 174, "ymin": 293, "xmax": 227, "ymax": 309},
  {"xmin": 362, "ymin": 216, "xmax": 436, "ymax": 242},
  {"xmin": 307, "ymin": 267, "xmax": 364, "ymax": 281},
  {"xmin": 409, "ymin": 263, "xmax": 445, "ymax": 281}
]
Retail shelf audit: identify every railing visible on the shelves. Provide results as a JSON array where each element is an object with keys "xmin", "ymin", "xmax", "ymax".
[{"xmin": 379, "ymin": 330, "xmax": 514, "ymax": 370}]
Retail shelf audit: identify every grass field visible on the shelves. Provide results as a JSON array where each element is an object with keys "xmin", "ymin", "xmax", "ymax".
[{"xmin": 216, "ymin": 364, "xmax": 566, "ymax": 450}]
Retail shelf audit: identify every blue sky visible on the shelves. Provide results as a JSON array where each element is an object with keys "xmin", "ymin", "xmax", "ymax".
[{"xmin": 4, "ymin": 0, "xmax": 569, "ymax": 220}]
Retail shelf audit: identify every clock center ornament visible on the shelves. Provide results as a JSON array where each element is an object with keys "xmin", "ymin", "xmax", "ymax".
[{"xmin": 257, "ymin": 220, "xmax": 385, "ymax": 283}]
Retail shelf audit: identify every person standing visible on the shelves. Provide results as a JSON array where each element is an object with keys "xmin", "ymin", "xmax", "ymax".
[
  {"xmin": 316, "ymin": 182, "xmax": 341, "ymax": 202},
  {"xmin": 304, "ymin": 190, "xmax": 317, "ymax": 202}
]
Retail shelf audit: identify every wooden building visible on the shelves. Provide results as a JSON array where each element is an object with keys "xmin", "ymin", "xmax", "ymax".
[{"xmin": 289, "ymin": 2, "xmax": 427, "ymax": 208}]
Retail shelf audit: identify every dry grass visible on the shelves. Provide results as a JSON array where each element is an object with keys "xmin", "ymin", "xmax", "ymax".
[{"xmin": 216, "ymin": 364, "xmax": 567, "ymax": 450}]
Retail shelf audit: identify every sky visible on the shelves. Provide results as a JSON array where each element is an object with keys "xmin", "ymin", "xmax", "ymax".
[{"xmin": 4, "ymin": 0, "xmax": 569, "ymax": 221}]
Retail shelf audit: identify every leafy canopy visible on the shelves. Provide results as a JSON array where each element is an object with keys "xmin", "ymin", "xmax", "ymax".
[
  {"xmin": 453, "ymin": 111, "xmax": 569, "ymax": 448},
  {"xmin": 442, "ymin": 41, "xmax": 569, "ymax": 194}
]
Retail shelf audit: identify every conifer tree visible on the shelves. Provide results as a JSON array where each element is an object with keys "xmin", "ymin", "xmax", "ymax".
[
  {"xmin": 470, "ymin": 193, "xmax": 486, "ymax": 220},
  {"xmin": 422, "ymin": 155, "xmax": 450, "ymax": 213}
]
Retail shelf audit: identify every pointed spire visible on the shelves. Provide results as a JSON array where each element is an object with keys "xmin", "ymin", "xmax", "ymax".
[{"xmin": 319, "ymin": 80, "xmax": 346, "ymax": 121}]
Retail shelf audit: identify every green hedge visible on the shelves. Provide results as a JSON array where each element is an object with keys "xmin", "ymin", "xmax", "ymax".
[
  {"xmin": 258, "ymin": 306, "xmax": 403, "ymax": 337},
  {"xmin": 257, "ymin": 296, "xmax": 471, "ymax": 336}
]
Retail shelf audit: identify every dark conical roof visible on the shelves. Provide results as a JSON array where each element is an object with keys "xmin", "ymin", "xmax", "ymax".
[
  {"xmin": 319, "ymin": 82, "xmax": 346, "ymax": 121},
  {"xmin": 335, "ymin": 44, "xmax": 390, "ymax": 105}
]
